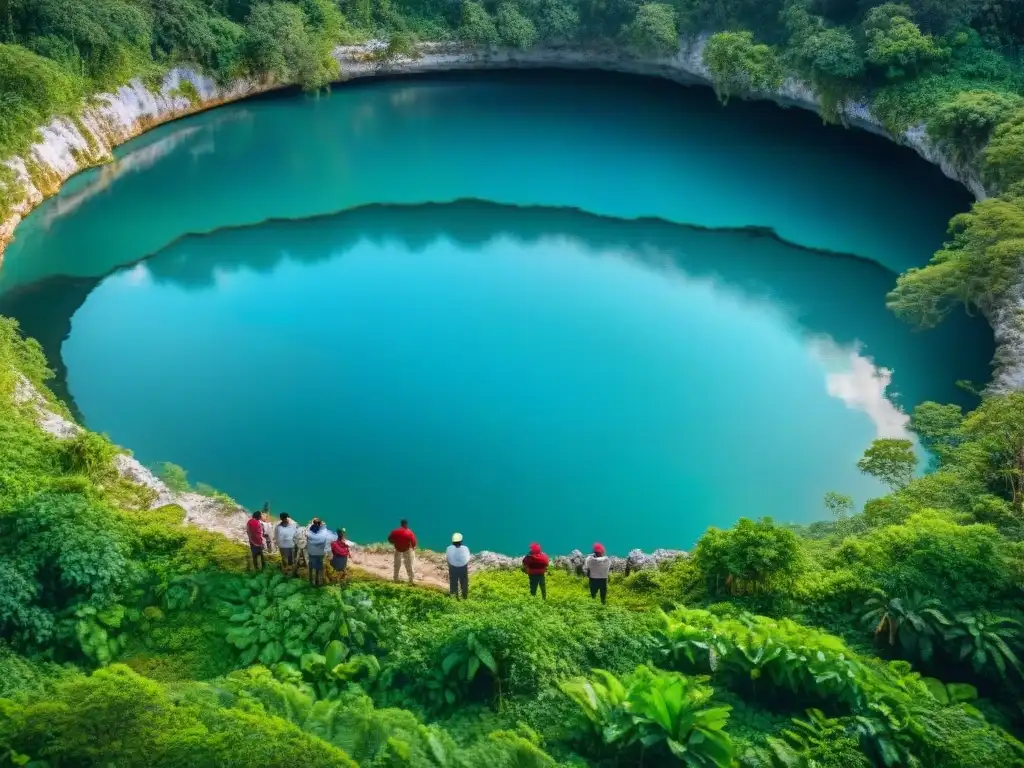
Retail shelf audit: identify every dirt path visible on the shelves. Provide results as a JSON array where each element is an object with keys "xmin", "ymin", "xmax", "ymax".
[{"xmin": 348, "ymin": 548, "xmax": 451, "ymax": 591}]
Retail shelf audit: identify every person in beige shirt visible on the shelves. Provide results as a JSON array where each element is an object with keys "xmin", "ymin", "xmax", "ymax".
[{"xmin": 584, "ymin": 543, "xmax": 611, "ymax": 604}]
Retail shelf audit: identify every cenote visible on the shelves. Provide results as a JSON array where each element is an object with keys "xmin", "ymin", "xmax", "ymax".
[{"xmin": 0, "ymin": 70, "xmax": 994, "ymax": 554}]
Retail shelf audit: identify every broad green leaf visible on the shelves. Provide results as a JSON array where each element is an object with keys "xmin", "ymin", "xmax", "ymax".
[
  {"xmin": 474, "ymin": 644, "xmax": 498, "ymax": 674},
  {"xmin": 260, "ymin": 640, "xmax": 284, "ymax": 665},
  {"xmin": 442, "ymin": 650, "xmax": 464, "ymax": 676},
  {"xmin": 324, "ymin": 639, "xmax": 348, "ymax": 668},
  {"xmin": 947, "ymin": 682, "xmax": 978, "ymax": 703}
]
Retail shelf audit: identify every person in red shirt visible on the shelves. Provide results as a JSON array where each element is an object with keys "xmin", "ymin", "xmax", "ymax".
[
  {"xmin": 388, "ymin": 519, "xmax": 417, "ymax": 583},
  {"xmin": 330, "ymin": 528, "xmax": 351, "ymax": 583},
  {"xmin": 245, "ymin": 511, "xmax": 266, "ymax": 572},
  {"xmin": 522, "ymin": 542, "xmax": 550, "ymax": 600}
]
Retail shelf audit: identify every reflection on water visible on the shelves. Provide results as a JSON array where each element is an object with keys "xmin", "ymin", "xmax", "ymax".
[
  {"xmin": 807, "ymin": 337, "xmax": 911, "ymax": 439},
  {"xmin": 35, "ymin": 110, "xmax": 253, "ymax": 232},
  {"xmin": 36, "ymin": 201, "xmax": 989, "ymax": 553}
]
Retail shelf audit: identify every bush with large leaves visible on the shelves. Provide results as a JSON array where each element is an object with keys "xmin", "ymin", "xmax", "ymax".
[
  {"xmin": 212, "ymin": 665, "xmax": 558, "ymax": 767},
  {"xmin": 862, "ymin": 590, "xmax": 950, "ymax": 663},
  {"xmin": 561, "ymin": 665, "xmax": 735, "ymax": 766},
  {"xmin": 655, "ymin": 608, "xmax": 868, "ymax": 711},
  {"xmin": 0, "ymin": 491, "xmax": 139, "ymax": 662},
  {"xmin": 943, "ymin": 612, "xmax": 1023, "ymax": 682},
  {"xmin": 220, "ymin": 573, "xmax": 390, "ymax": 666}
]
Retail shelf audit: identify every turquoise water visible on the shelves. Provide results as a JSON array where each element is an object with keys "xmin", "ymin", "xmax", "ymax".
[{"xmin": 0, "ymin": 71, "xmax": 993, "ymax": 553}]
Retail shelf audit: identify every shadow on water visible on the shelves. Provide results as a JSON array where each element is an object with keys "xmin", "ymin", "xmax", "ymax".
[{"xmin": 0, "ymin": 198, "xmax": 993, "ymax": 420}]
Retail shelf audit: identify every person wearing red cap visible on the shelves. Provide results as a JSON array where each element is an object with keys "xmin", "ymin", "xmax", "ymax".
[
  {"xmin": 584, "ymin": 543, "xmax": 611, "ymax": 604},
  {"xmin": 522, "ymin": 543, "xmax": 550, "ymax": 600}
]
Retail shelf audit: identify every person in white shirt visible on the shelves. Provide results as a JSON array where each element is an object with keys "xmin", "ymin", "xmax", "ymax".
[
  {"xmin": 305, "ymin": 519, "xmax": 338, "ymax": 587},
  {"xmin": 584, "ymin": 543, "xmax": 611, "ymax": 605},
  {"xmin": 445, "ymin": 532, "xmax": 471, "ymax": 600},
  {"xmin": 274, "ymin": 513, "xmax": 297, "ymax": 572}
]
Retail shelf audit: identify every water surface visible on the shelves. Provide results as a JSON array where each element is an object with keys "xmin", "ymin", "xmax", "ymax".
[
  {"xmin": 47, "ymin": 202, "xmax": 991, "ymax": 553},
  {"xmin": 0, "ymin": 72, "xmax": 992, "ymax": 553}
]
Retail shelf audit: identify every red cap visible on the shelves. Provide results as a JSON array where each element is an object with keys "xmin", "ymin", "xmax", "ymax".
[
  {"xmin": 529, "ymin": 542, "xmax": 541, "ymax": 554},
  {"xmin": 593, "ymin": 543, "xmax": 605, "ymax": 555}
]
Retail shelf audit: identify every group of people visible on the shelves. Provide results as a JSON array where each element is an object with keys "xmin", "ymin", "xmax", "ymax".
[
  {"xmin": 246, "ymin": 510, "xmax": 614, "ymax": 602},
  {"xmin": 391, "ymin": 519, "xmax": 614, "ymax": 604},
  {"xmin": 245, "ymin": 506, "xmax": 351, "ymax": 587}
]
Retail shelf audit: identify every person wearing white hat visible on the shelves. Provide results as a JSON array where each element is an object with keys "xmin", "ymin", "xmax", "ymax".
[{"xmin": 446, "ymin": 532, "xmax": 471, "ymax": 600}]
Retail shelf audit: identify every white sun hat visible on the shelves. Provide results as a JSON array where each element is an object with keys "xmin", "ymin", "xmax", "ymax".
[{"xmin": 452, "ymin": 532, "xmax": 463, "ymax": 543}]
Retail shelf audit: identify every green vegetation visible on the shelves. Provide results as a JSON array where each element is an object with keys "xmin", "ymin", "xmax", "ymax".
[{"xmin": 3, "ymin": 0, "xmax": 1024, "ymax": 764}]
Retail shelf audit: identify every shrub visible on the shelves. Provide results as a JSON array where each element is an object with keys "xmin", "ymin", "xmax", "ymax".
[
  {"xmin": 695, "ymin": 517, "xmax": 803, "ymax": 597},
  {"xmin": 622, "ymin": 3, "xmax": 679, "ymax": 58},
  {"xmin": 845, "ymin": 510, "xmax": 1013, "ymax": 609},
  {"xmin": 220, "ymin": 574, "xmax": 391, "ymax": 666},
  {"xmin": 862, "ymin": 3, "xmax": 946, "ymax": 80},
  {"xmin": 496, "ymin": 3, "xmax": 537, "ymax": 49},
  {"xmin": 459, "ymin": 1, "xmax": 499, "ymax": 45},
  {"xmin": 928, "ymin": 90, "xmax": 1024, "ymax": 159},
  {"xmin": 561, "ymin": 665, "xmax": 735, "ymax": 765},
  {"xmin": 0, "ymin": 664, "xmax": 358, "ymax": 766},
  {"xmin": 704, "ymin": 31, "xmax": 784, "ymax": 102},
  {"xmin": 984, "ymin": 109, "xmax": 1024, "ymax": 190},
  {"xmin": 0, "ymin": 491, "xmax": 138, "ymax": 661},
  {"xmin": 656, "ymin": 608, "xmax": 869, "ymax": 711}
]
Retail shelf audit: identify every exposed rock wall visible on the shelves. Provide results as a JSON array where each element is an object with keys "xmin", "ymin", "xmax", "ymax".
[{"xmin": 0, "ymin": 69, "xmax": 272, "ymax": 263}]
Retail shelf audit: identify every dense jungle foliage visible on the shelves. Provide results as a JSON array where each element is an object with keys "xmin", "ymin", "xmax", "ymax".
[{"xmin": 3, "ymin": 0, "xmax": 1024, "ymax": 764}]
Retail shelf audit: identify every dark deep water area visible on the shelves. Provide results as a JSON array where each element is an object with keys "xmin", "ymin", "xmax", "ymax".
[{"xmin": 0, "ymin": 70, "xmax": 993, "ymax": 553}]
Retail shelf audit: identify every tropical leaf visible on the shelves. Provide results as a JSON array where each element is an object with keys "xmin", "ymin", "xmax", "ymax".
[
  {"xmin": 442, "ymin": 650, "xmax": 464, "ymax": 676},
  {"xmin": 324, "ymin": 639, "xmax": 348, "ymax": 669},
  {"xmin": 474, "ymin": 644, "xmax": 499, "ymax": 675},
  {"xmin": 466, "ymin": 654, "xmax": 480, "ymax": 682},
  {"xmin": 260, "ymin": 640, "xmax": 284, "ymax": 665}
]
